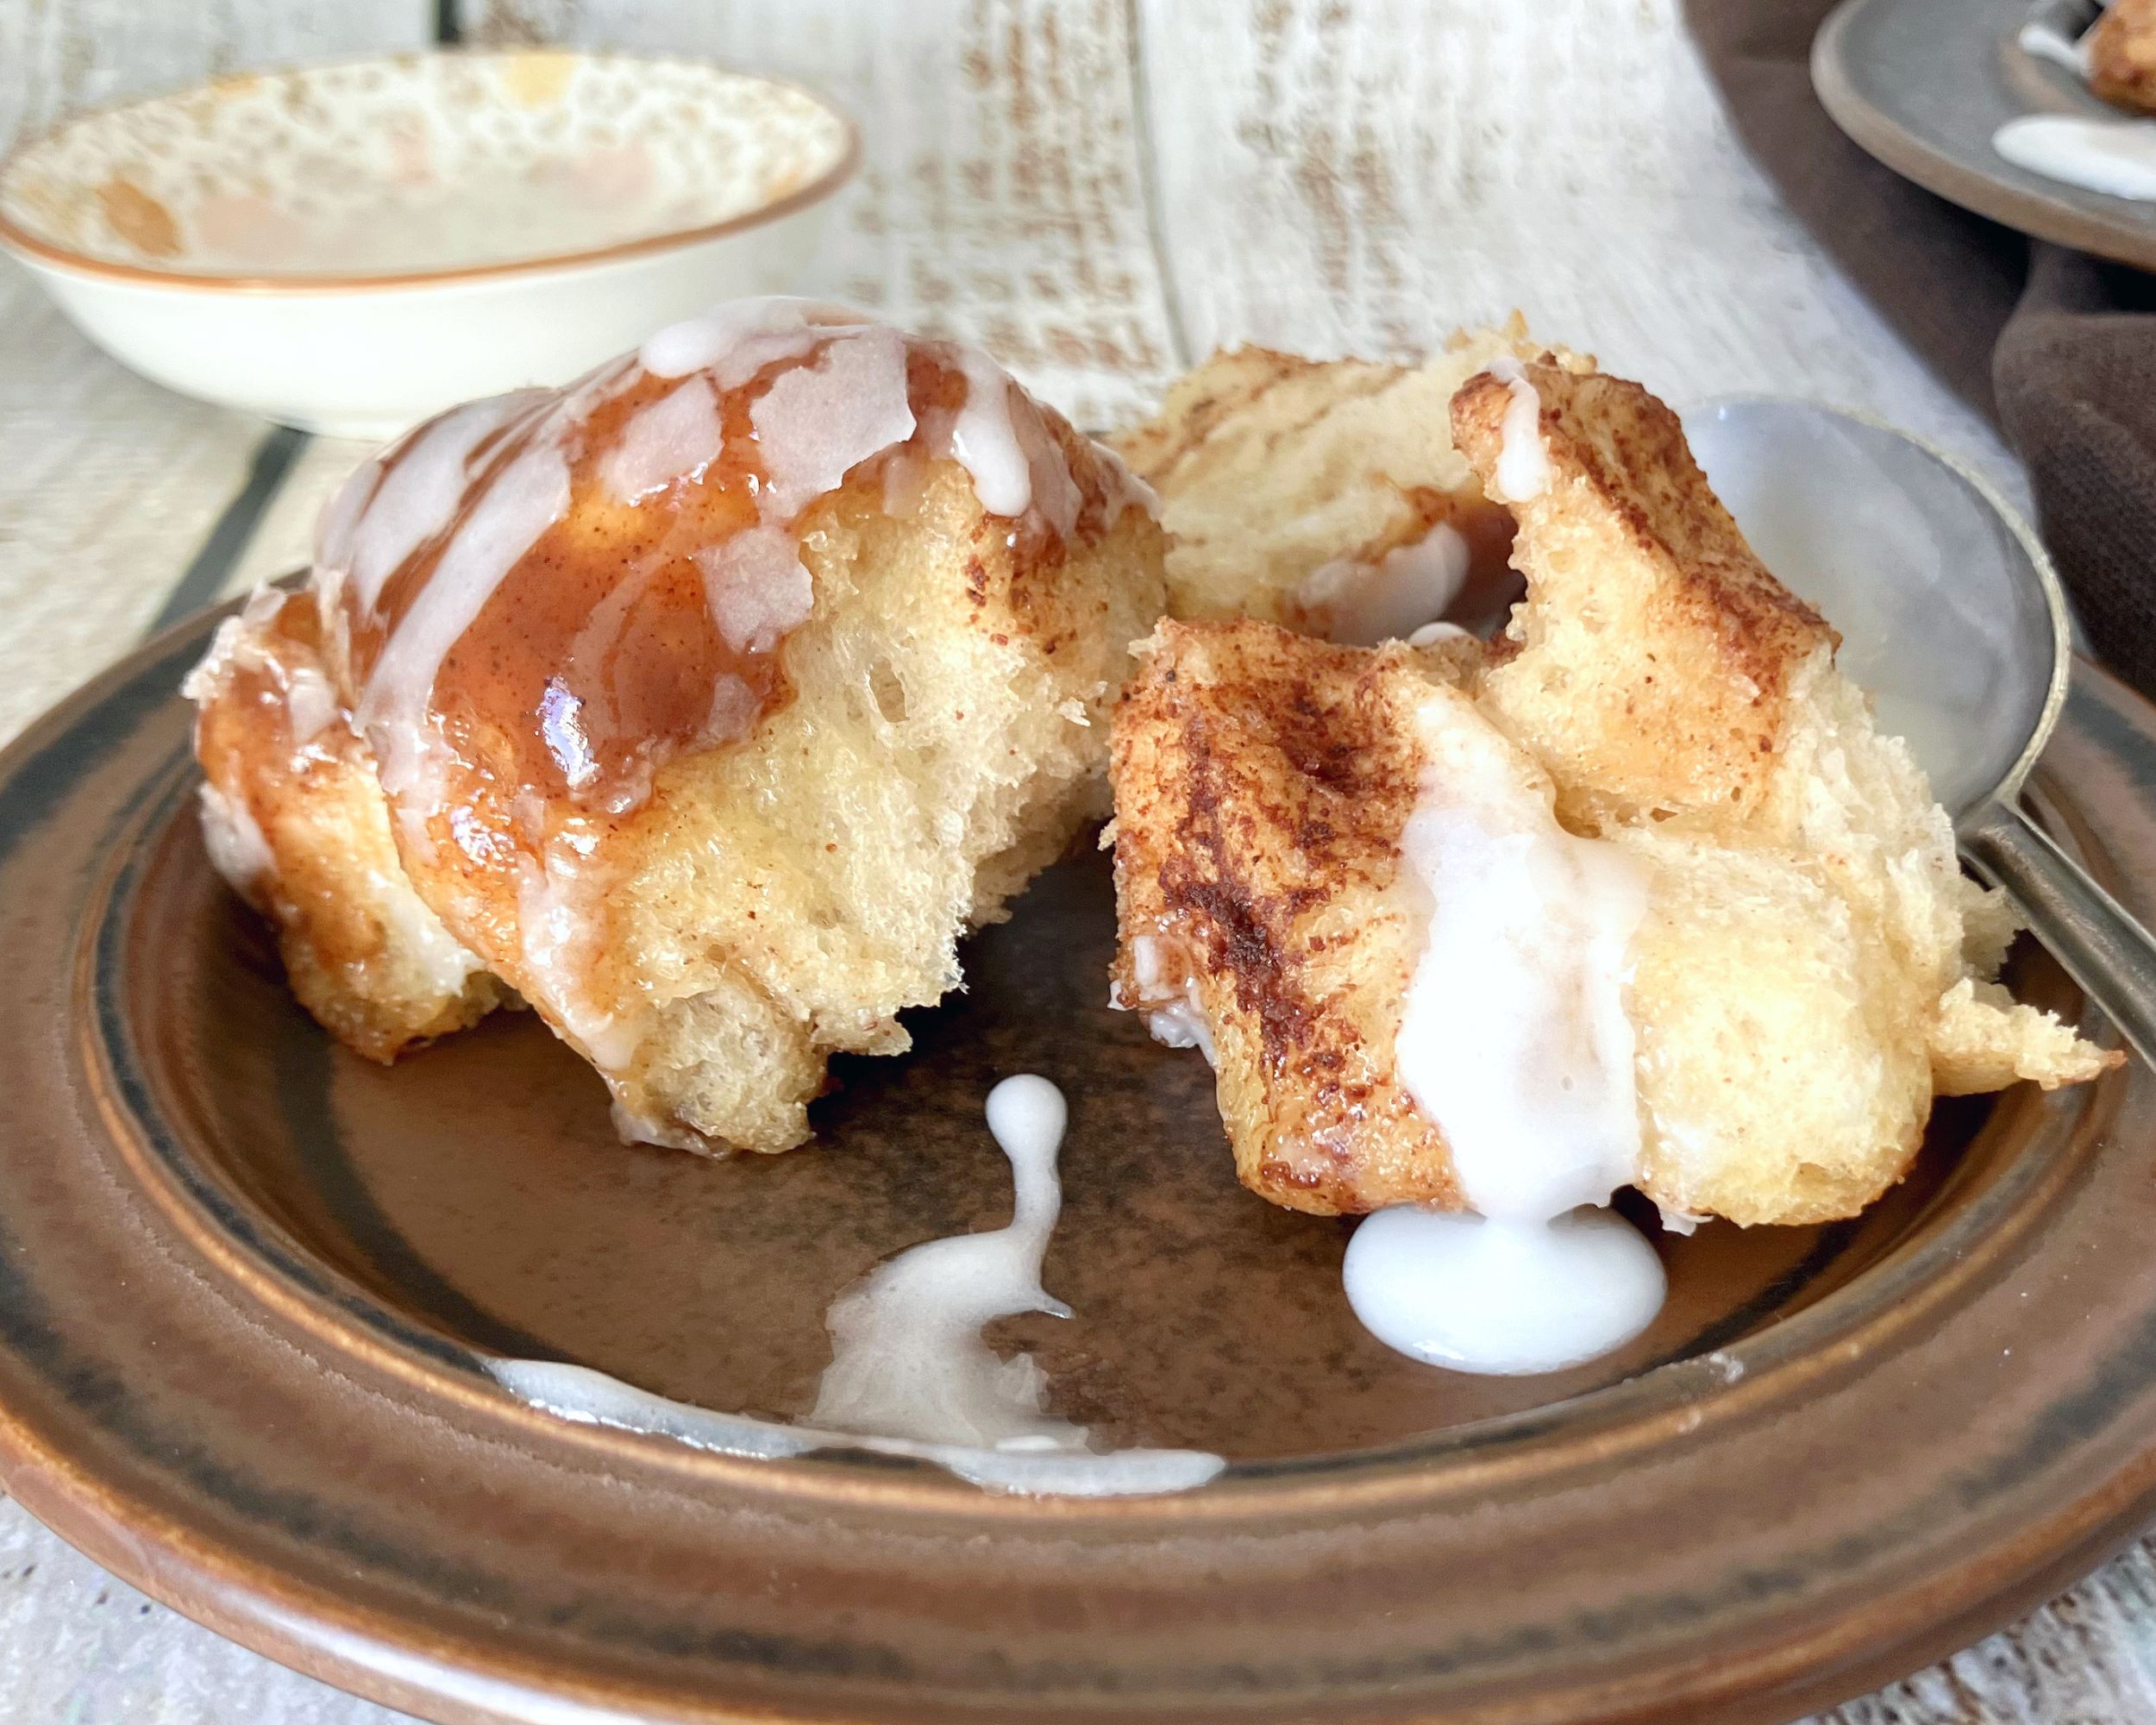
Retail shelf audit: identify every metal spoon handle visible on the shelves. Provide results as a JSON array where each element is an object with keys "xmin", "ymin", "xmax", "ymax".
[{"xmin": 1960, "ymin": 800, "xmax": 2156, "ymax": 1069}]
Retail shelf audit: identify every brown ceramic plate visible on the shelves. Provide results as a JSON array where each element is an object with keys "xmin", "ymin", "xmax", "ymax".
[
  {"xmin": 2, "ymin": 596, "xmax": 2154, "ymax": 1723},
  {"xmin": 1814, "ymin": 0, "xmax": 2156, "ymax": 273}
]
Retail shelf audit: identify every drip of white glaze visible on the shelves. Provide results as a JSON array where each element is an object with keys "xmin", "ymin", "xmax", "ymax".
[
  {"xmin": 600, "ymin": 374, "xmax": 722, "ymax": 505},
  {"xmin": 1293, "ymin": 520, "xmax": 1471, "ymax": 645},
  {"xmin": 2019, "ymin": 16, "xmax": 2094, "ymax": 76},
  {"xmin": 335, "ymin": 390, "xmax": 549, "ymax": 614},
  {"xmin": 488, "ymin": 1076, "xmax": 1226, "ymax": 1496},
  {"xmin": 1993, "ymin": 114, "xmax": 2156, "ymax": 203},
  {"xmin": 749, "ymin": 323, "xmax": 918, "ymax": 517},
  {"xmin": 358, "ymin": 440, "xmax": 573, "ymax": 803},
  {"xmin": 516, "ymin": 844, "xmax": 641, "ymax": 1070},
  {"xmin": 282, "ymin": 662, "xmax": 340, "ymax": 744},
  {"xmin": 947, "ymin": 345, "xmax": 1036, "ymax": 518},
  {"xmin": 1485, "ymin": 355, "xmax": 1551, "ymax": 503},
  {"xmin": 1343, "ymin": 1208, "xmax": 1664, "ymax": 1376},
  {"xmin": 1091, "ymin": 436, "xmax": 1163, "ymax": 522},
  {"xmin": 609, "ymin": 1098, "xmax": 711, "ymax": 1153},
  {"xmin": 369, "ymin": 863, "xmax": 488, "ymax": 995},
  {"xmin": 179, "ymin": 586, "xmax": 289, "ymax": 704},
  {"xmin": 1143, "ymin": 994, "xmax": 1216, "ymax": 1063},
  {"xmin": 637, "ymin": 297, "xmax": 861, "ymax": 380},
  {"xmin": 182, "ymin": 586, "xmax": 341, "ymax": 748},
  {"xmin": 1346, "ymin": 689, "xmax": 1664, "ymax": 1376},
  {"xmin": 1394, "ymin": 693, "xmax": 1646, "ymax": 1219},
  {"xmin": 694, "ymin": 525, "xmax": 816, "ymax": 653},
  {"xmin": 812, "ymin": 1075, "xmax": 1081, "ymax": 1447},
  {"xmin": 197, "ymin": 782, "xmax": 274, "ymax": 890},
  {"xmin": 1125, "ymin": 933, "xmax": 1217, "ymax": 1064},
  {"xmin": 1407, "ymin": 620, "xmax": 1475, "ymax": 648},
  {"xmin": 488, "ymin": 1358, "xmax": 1225, "ymax": 1496}
]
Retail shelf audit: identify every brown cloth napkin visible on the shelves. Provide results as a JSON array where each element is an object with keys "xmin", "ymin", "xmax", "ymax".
[{"xmin": 1686, "ymin": 1, "xmax": 2156, "ymax": 695}]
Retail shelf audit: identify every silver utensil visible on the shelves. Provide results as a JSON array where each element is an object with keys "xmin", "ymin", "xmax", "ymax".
[{"xmin": 1686, "ymin": 396, "xmax": 2156, "ymax": 1065}]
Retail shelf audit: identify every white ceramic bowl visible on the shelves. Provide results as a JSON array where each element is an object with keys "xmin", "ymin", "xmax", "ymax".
[{"xmin": 0, "ymin": 50, "xmax": 859, "ymax": 438}]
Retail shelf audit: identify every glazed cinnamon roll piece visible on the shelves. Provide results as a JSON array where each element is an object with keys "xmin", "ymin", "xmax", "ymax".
[
  {"xmin": 1108, "ymin": 361, "xmax": 2115, "ymax": 1227},
  {"xmin": 190, "ymin": 301, "xmax": 1166, "ymax": 1152}
]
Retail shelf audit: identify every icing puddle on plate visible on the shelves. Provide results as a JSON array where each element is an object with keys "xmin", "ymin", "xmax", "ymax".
[{"xmin": 490, "ymin": 1075, "xmax": 1228, "ymax": 1497}]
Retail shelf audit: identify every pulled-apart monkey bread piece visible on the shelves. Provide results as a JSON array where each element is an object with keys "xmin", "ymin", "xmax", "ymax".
[
  {"xmin": 190, "ymin": 300, "xmax": 1166, "ymax": 1154},
  {"xmin": 1108, "ymin": 359, "xmax": 2115, "ymax": 1227}
]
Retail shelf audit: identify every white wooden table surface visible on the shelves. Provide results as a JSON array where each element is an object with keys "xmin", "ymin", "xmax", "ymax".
[{"xmin": 0, "ymin": 1, "xmax": 2150, "ymax": 1720}]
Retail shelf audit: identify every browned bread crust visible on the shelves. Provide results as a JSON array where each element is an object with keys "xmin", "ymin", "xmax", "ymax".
[
  {"xmin": 186, "ymin": 588, "xmax": 508, "ymax": 1062},
  {"xmin": 1108, "ymin": 619, "xmax": 1465, "ymax": 1214}
]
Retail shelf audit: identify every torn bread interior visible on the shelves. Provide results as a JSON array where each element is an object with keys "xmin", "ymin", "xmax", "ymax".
[
  {"xmin": 1112, "ymin": 317, "xmax": 1589, "ymax": 643},
  {"xmin": 1107, "ymin": 360, "xmax": 2115, "ymax": 1228}
]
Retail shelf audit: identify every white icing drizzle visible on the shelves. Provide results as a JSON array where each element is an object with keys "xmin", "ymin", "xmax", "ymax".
[
  {"xmin": 179, "ymin": 585, "xmax": 289, "ymax": 706},
  {"xmin": 2019, "ymin": 16, "xmax": 2095, "ymax": 77},
  {"xmin": 1993, "ymin": 114, "xmax": 2156, "ymax": 203},
  {"xmin": 357, "ymin": 439, "xmax": 573, "ymax": 806},
  {"xmin": 1485, "ymin": 354, "xmax": 1551, "ymax": 503},
  {"xmin": 1393, "ymin": 691, "xmax": 1647, "ymax": 1220},
  {"xmin": 184, "ymin": 585, "xmax": 341, "ymax": 749},
  {"xmin": 488, "ymin": 1358, "xmax": 1225, "ymax": 1496},
  {"xmin": 695, "ymin": 526, "xmax": 816, "ymax": 653},
  {"xmin": 489, "ymin": 1076, "xmax": 1226, "ymax": 1496},
  {"xmin": 637, "ymin": 296, "xmax": 860, "ymax": 380},
  {"xmin": 599, "ymin": 374, "xmax": 722, "ymax": 505},
  {"xmin": 1143, "ymin": 994, "xmax": 1216, "ymax": 1063},
  {"xmin": 331, "ymin": 390, "xmax": 550, "ymax": 615},
  {"xmin": 197, "ymin": 781, "xmax": 274, "ymax": 890},
  {"xmin": 609, "ymin": 1099, "xmax": 710, "ymax": 1153},
  {"xmin": 1292, "ymin": 520, "xmax": 1471, "ymax": 645},
  {"xmin": 1344, "ymin": 1207, "xmax": 1664, "ymax": 1376},
  {"xmin": 749, "ymin": 323, "xmax": 918, "ymax": 516},
  {"xmin": 947, "ymin": 344, "xmax": 1036, "ymax": 518},
  {"xmin": 1125, "ymin": 932, "xmax": 1217, "ymax": 1064},
  {"xmin": 812, "ymin": 1075, "xmax": 1080, "ymax": 1446},
  {"xmin": 1091, "ymin": 436, "xmax": 1162, "ymax": 522},
  {"xmin": 282, "ymin": 662, "xmax": 339, "ymax": 744},
  {"xmin": 371, "ymin": 862, "xmax": 488, "ymax": 995},
  {"xmin": 1345, "ymin": 688, "xmax": 1665, "ymax": 1377},
  {"xmin": 516, "ymin": 841, "xmax": 642, "ymax": 1070}
]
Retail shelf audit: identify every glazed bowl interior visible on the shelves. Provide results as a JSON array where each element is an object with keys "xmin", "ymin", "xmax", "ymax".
[
  {"xmin": 0, "ymin": 49, "xmax": 856, "ymax": 285},
  {"xmin": 112, "ymin": 760, "xmax": 2096, "ymax": 1466}
]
